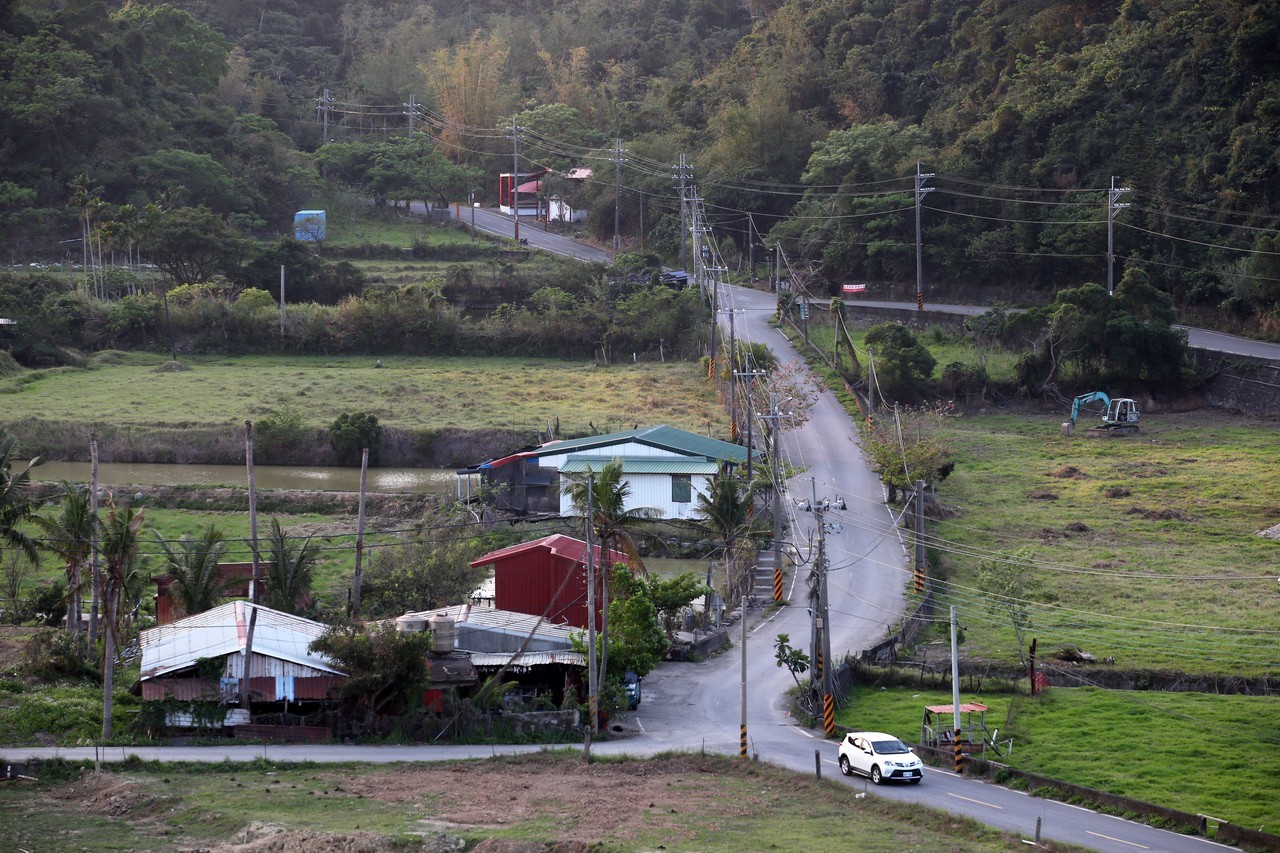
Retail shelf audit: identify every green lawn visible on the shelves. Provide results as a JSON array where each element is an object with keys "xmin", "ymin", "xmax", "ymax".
[
  {"xmin": 1, "ymin": 352, "xmax": 727, "ymax": 439},
  {"xmin": 838, "ymin": 685, "xmax": 1280, "ymax": 831},
  {"xmin": 933, "ymin": 410, "xmax": 1280, "ymax": 675}
]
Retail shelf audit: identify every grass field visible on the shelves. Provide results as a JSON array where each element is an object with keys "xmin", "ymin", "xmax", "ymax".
[
  {"xmin": 932, "ymin": 409, "xmax": 1280, "ymax": 675},
  {"xmin": 0, "ymin": 752, "xmax": 1052, "ymax": 852},
  {"xmin": 1, "ymin": 351, "xmax": 727, "ymax": 439},
  {"xmin": 837, "ymin": 685, "xmax": 1280, "ymax": 831}
]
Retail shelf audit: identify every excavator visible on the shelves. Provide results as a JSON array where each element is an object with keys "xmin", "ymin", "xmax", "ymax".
[{"xmin": 1061, "ymin": 391, "xmax": 1140, "ymax": 436}]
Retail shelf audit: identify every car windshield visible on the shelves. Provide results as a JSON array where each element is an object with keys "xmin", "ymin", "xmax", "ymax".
[{"xmin": 871, "ymin": 739, "xmax": 909, "ymax": 754}]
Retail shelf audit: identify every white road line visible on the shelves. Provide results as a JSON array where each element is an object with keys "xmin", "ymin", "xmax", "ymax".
[
  {"xmin": 1085, "ymin": 830, "xmax": 1148, "ymax": 848},
  {"xmin": 946, "ymin": 792, "xmax": 1003, "ymax": 810}
]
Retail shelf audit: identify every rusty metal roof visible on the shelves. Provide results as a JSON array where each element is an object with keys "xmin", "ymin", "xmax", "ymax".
[
  {"xmin": 140, "ymin": 600, "xmax": 343, "ymax": 681},
  {"xmin": 469, "ymin": 650, "xmax": 586, "ymax": 671},
  {"xmin": 469, "ymin": 533, "xmax": 625, "ymax": 570},
  {"xmin": 924, "ymin": 703, "xmax": 989, "ymax": 714}
]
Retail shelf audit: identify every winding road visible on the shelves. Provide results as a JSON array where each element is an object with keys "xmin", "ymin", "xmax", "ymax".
[{"xmin": 3, "ymin": 239, "xmax": 1252, "ymax": 850}]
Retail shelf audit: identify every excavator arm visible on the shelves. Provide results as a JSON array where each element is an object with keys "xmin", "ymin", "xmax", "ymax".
[{"xmin": 1067, "ymin": 391, "xmax": 1111, "ymax": 428}]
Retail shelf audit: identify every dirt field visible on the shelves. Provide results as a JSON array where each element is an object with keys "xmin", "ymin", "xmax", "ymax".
[{"xmin": 28, "ymin": 753, "xmax": 934, "ymax": 853}]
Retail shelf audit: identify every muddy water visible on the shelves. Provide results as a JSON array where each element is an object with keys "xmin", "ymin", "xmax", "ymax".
[{"xmin": 20, "ymin": 460, "xmax": 457, "ymax": 494}]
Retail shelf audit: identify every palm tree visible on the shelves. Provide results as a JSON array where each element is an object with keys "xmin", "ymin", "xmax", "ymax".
[
  {"xmin": 152, "ymin": 523, "xmax": 228, "ymax": 619},
  {"xmin": 0, "ymin": 433, "xmax": 41, "ymax": 564},
  {"xmin": 262, "ymin": 518, "xmax": 316, "ymax": 614},
  {"xmin": 100, "ymin": 500, "xmax": 145, "ymax": 740},
  {"xmin": 31, "ymin": 482, "xmax": 96, "ymax": 637},
  {"xmin": 692, "ymin": 465, "xmax": 755, "ymax": 606},
  {"xmin": 562, "ymin": 458, "xmax": 659, "ymax": 687}
]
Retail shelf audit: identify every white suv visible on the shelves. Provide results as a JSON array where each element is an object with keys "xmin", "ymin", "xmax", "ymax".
[{"xmin": 838, "ymin": 731, "xmax": 924, "ymax": 784}]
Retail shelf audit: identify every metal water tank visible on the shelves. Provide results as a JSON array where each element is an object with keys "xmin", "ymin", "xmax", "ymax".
[
  {"xmin": 429, "ymin": 615, "xmax": 456, "ymax": 653},
  {"xmin": 395, "ymin": 614, "xmax": 427, "ymax": 633}
]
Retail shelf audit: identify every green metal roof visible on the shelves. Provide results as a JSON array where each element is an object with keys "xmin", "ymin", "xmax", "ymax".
[
  {"xmin": 560, "ymin": 456, "xmax": 720, "ymax": 475},
  {"xmin": 537, "ymin": 424, "xmax": 752, "ymax": 464}
]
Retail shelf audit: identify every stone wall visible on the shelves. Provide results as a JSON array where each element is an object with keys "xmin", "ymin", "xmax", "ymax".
[{"xmin": 1191, "ymin": 349, "xmax": 1280, "ymax": 416}]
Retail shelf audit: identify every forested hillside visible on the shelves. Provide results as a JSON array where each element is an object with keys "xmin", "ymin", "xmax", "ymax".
[{"xmin": 2, "ymin": 0, "xmax": 1277, "ymax": 329}]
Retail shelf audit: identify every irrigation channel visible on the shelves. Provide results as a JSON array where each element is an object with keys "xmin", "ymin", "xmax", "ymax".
[{"xmin": 21, "ymin": 460, "xmax": 457, "ymax": 494}]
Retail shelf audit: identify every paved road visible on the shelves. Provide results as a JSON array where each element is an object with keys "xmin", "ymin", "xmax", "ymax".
[
  {"xmin": 2, "ymin": 255, "xmax": 1248, "ymax": 850},
  {"xmin": 850, "ymin": 298, "xmax": 1280, "ymax": 362},
  {"xmin": 439, "ymin": 203, "xmax": 615, "ymax": 264}
]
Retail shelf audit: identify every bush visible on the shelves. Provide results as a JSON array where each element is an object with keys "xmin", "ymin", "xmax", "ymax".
[{"xmin": 329, "ymin": 411, "xmax": 382, "ymax": 466}]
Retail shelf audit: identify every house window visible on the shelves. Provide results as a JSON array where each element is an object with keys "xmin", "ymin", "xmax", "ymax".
[{"xmin": 671, "ymin": 474, "xmax": 692, "ymax": 503}]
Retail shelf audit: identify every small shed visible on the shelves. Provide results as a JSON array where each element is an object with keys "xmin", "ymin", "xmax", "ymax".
[
  {"xmin": 293, "ymin": 209, "xmax": 326, "ymax": 242},
  {"xmin": 921, "ymin": 702, "xmax": 1011, "ymax": 757},
  {"xmin": 469, "ymin": 534, "xmax": 626, "ymax": 630}
]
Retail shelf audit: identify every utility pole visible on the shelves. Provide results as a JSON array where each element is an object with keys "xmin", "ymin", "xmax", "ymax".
[
  {"xmin": 676, "ymin": 154, "xmax": 691, "ymax": 273},
  {"xmin": 739, "ymin": 592, "xmax": 748, "ymax": 758},
  {"xmin": 585, "ymin": 475, "xmax": 598, "ymax": 735},
  {"xmin": 799, "ymin": 484, "xmax": 836, "ymax": 735},
  {"xmin": 735, "ymin": 368, "xmax": 766, "ymax": 481},
  {"xmin": 1107, "ymin": 176, "xmax": 1131, "ymax": 296},
  {"xmin": 245, "ymin": 420, "xmax": 260, "ymax": 605},
  {"xmin": 915, "ymin": 162, "xmax": 934, "ymax": 312},
  {"xmin": 951, "ymin": 605, "xmax": 964, "ymax": 773},
  {"xmin": 278, "ymin": 265, "xmax": 285, "ymax": 334},
  {"xmin": 913, "ymin": 478, "xmax": 927, "ymax": 594},
  {"xmin": 405, "ymin": 94, "xmax": 415, "ymax": 137},
  {"xmin": 316, "ymin": 88, "xmax": 333, "ymax": 144},
  {"xmin": 352, "ymin": 448, "xmax": 368, "ymax": 619},
  {"xmin": 510, "ymin": 119, "xmax": 522, "ymax": 243},
  {"xmin": 613, "ymin": 138, "xmax": 625, "ymax": 256}
]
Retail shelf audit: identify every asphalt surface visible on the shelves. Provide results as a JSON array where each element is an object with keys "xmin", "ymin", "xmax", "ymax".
[{"xmin": 2, "ymin": 244, "xmax": 1258, "ymax": 852}]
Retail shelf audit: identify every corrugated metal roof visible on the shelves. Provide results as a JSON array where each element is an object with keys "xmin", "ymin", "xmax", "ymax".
[
  {"xmin": 140, "ymin": 601, "xmax": 342, "ymax": 681},
  {"xmin": 396, "ymin": 604, "xmax": 577, "ymax": 652},
  {"xmin": 469, "ymin": 533, "xmax": 625, "ymax": 569},
  {"xmin": 531, "ymin": 425, "xmax": 752, "ymax": 464},
  {"xmin": 560, "ymin": 456, "xmax": 719, "ymax": 475},
  {"xmin": 469, "ymin": 651, "xmax": 585, "ymax": 670}
]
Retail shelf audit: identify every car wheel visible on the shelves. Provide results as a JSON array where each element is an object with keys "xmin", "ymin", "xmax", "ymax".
[
  {"xmin": 839, "ymin": 755, "xmax": 852, "ymax": 777},
  {"xmin": 870, "ymin": 766, "xmax": 883, "ymax": 785}
]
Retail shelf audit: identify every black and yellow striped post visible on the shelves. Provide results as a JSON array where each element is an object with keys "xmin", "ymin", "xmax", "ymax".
[
  {"xmin": 773, "ymin": 567, "xmax": 783, "ymax": 603},
  {"xmin": 916, "ymin": 290, "xmax": 924, "ymax": 311},
  {"xmin": 823, "ymin": 692, "xmax": 835, "ymax": 736},
  {"xmin": 954, "ymin": 729, "xmax": 966, "ymax": 774},
  {"xmin": 913, "ymin": 564, "xmax": 926, "ymax": 594},
  {"xmin": 739, "ymin": 723, "xmax": 748, "ymax": 758}
]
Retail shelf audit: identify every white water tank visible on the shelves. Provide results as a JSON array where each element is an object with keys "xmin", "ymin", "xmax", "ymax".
[
  {"xmin": 429, "ymin": 615, "xmax": 456, "ymax": 653},
  {"xmin": 395, "ymin": 614, "xmax": 427, "ymax": 633}
]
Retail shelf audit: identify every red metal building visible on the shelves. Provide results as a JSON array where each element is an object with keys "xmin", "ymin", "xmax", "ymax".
[{"xmin": 470, "ymin": 534, "xmax": 626, "ymax": 630}]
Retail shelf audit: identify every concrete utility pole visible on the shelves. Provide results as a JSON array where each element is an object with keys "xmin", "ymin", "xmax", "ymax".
[
  {"xmin": 88, "ymin": 433, "xmax": 100, "ymax": 646},
  {"xmin": 914, "ymin": 478, "xmax": 927, "ymax": 594},
  {"xmin": 352, "ymin": 448, "xmax": 369, "ymax": 619},
  {"xmin": 613, "ymin": 138, "xmax": 625, "ymax": 255},
  {"xmin": 915, "ymin": 161, "xmax": 934, "ymax": 312},
  {"xmin": 950, "ymin": 604, "xmax": 963, "ymax": 770},
  {"xmin": 739, "ymin": 593, "xmax": 748, "ymax": 758},
  {"xmin": 245, "ymin": 420, "xmax": 260, "ymax": 604},
  {"xmin": 317, "ymin": 88, "xmax": 333, "ymax": 144},
  {"xmin": 735, "ymin": 368, "xmax": 766, "ymax": 481},
  {"xmin": 405, "ymin": 94, "xmax": 415, "ymax": 136},
  {"xmin": 278, "ymin": 265, "xmax": 285, "ymax": 334},
  {"xmin": 675, "ymin": 154, "xmax": 691, "ymax": 273},
  {"xmin": 510, "ymin": 119, "xmax": 522, "ymax": 243},
  {"xmin": 1107, "ymin": 176, "xmax": 1132, "ymax": 295},
  {"xmin": 806, "ymin": 490, "xmax": 834, "ymax": 735},
  {"xmin": 585, "ymin": 474, "xmax": 598, "ymax": 735}
]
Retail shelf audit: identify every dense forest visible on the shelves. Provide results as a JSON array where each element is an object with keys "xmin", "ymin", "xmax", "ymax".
[{"xmin": 2, "ymin": 0, "xmax": 1278, "ymax": 331}]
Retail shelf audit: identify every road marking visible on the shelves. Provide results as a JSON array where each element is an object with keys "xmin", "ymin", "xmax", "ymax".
[
  {"xmin": 1086, "ymin": 830, "xmax": 1148, "ymax": 848},
  {"xmin": 946, "ymin": 792, "xmax": 1002, "ymax": 810}
]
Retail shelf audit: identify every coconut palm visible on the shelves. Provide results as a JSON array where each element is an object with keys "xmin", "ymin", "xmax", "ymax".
[
  {"xmin": 31, "ymin": 482, "xmax": 96, "ymax": 636},
  {"xmin": 153, "ymin": 523, "xmax": 228, "ymax": 619},
  {"xmin": 262, "ymin": 518, "xmax": 316, "ymax": 615},
  {"xmin": 692, "ymin": 464, "xmax": 755, "ymax": 605},
  {"xmin": 0, "ymin": 433, "xmax": 41, "ymax": 563},
  {"xmin": 562, "ymin": 458, "xmax": 659, "ymax": 687},
  {"xmin": 99, "ymin": 500, "xmax": 145, "ymax": 740}
]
